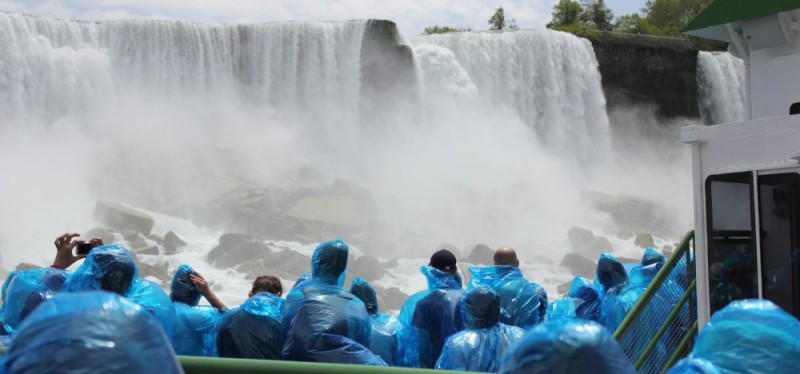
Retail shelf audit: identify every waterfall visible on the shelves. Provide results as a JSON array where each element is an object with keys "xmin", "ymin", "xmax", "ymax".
[
  {"xmin": 0, "ymin": 12, "xmax": 622, "ymax": 276},
  {"xmin": 411, "ymin": 31, "xmax": 610, "ymax": 164},
  {"xmin": 0, "ymin": 13, "xmax": 367, "ymax": 129},
  {"xmin": 697, "ymin": 51, "xmax": 746, "ymax": 125}
]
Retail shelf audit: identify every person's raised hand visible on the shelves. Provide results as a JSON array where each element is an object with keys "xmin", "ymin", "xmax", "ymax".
[
  {"xmin": 52, "ymin": 232, "xmax": 86, "ymax": 269},
  {"xmin": 190, "ymin": 272, "xmax": 210, "ymax": 295}
]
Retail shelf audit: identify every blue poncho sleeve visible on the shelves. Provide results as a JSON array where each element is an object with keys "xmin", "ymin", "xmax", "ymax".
[{"xmin": 2, "ymin": 291, "xmax": 182, "ymax": 374}]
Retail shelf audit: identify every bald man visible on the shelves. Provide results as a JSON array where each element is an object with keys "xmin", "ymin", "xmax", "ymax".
[
  {"xmin": 467, "ymin": 247, "xmax": 548, "ymax": 328},
  {"xmin": 493, "ymin": 247, "xmax": 520, "ymax": 267}
]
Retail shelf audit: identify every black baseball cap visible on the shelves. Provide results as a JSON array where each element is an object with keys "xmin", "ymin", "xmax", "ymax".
[{"xmin": 429, "ymin": 249, "xmax": 457, "ymax": 271}]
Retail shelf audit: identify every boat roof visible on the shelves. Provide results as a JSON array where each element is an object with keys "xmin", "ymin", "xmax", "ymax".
[{"xmin": 682, "ymin": 0, "xmax": 800, "ymax": 41}]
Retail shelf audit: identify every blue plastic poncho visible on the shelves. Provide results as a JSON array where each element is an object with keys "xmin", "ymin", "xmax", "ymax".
[
  {"xmin": 63, "ymin": 244, "xmax": 138, "ymax": 295},
  {"xmin": 667, "ymin": 358, "xmax": 723, "ymax": 374},
  {"xmin": 399, "ymin": 265, "xmax": 465, "ymax": 368},
  {"xmin": 436, "ymin": 287, "xmax": 524, "ymax": 372},
  {"xmin": 499, "ymin": 319, "xmax": 636, "ymax": 374},
  {"xmin": 546, "ymin": 276, "xmax": 601, "ymax": 322},
  {"xmin": 170, "ymin": 264, "xmax": 201, "ymax": 306},
  {"xmin": 349, "ymin": 277, "xmax": 414, "ymax": 366},
  {"xmin": 217, "ymin": 292, "xmax": 284, "ymax": 359},
  {"xmin": 668, "ymin": 299, "xmax": 800, "ymax": 374},
  {"xmin": 468, "ymin": 266, "xmax": 547, "ymax": 328},
  {"xmin": 2, "ymin": 267, "xmax": 67, "ymax": 335},
  {"xmin": 63, "ymin": 244, "xmax": 177, "ymax": 340},
  {"xmin": 641, "ymin": 247, "xmax": 666, "ymax": 268},
  {"xmin": 292, "ymin": 273, "xmax": 311, "ymax": 290},
  {"xmin": 0, "ymin": 271, "xmax": 19, "ymax": 335},
  {"xmin": 282, "ymin": 239, "xmax": 384, "ymax": 365},
  {"xmin": 596, "ymin": 253, "xmax": 629, "ymax": 294},
  {"xmin": 2, "ymin": 291, "xmax": 182, "ymax": 374},
  {"xmin": 128, "ymin": 279, "xmax": 177, "ymax": 341},
  {"xmin": 170, "ymin": 264, "xmax": 220, "ymax": 356}
]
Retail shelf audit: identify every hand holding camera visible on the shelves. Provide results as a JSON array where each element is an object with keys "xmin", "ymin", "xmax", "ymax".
[{"xmin": 52, "ymin": 233, "xmax": 104, "ymax": 269}]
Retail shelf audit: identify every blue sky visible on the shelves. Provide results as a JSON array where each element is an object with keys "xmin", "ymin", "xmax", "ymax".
[{"xmin": 0, "ymin": 0, "xmax": 650, "ymax": 35}]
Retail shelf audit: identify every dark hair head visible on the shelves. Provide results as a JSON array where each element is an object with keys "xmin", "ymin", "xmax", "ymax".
[
  {"xmin": 251, "ymin": 275, "xmax": 282, "ymax": 297},
  {"xmin": 429, "ymin": 249, "xmax": 457, "ymax": 273},
  {"xmin": 461, "ymin": 286, "xmax": 501, "ymax": 329}
]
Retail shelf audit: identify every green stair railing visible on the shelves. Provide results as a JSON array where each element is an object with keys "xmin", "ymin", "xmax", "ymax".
[
  {"xmin": 614, "ymin": 230, "xmax": 696, "ymax": 374},
  {"xmin": 179, "ymin": 356, "xmax": 452, "ymax": 374}
]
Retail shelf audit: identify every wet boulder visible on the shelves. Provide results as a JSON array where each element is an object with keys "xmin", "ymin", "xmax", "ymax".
[
  {"xmin": 207, "ymin": 234, "xmax": 272, "ymax": 269},
  {"xmin": 467, "ymin": 244, "xmax": 494, "ymax": 266},
  {"xmin": 350, "ymin": 255, "xmax": 385, "ymax": 281},
  {"xmin": 560, "ymin": 253, "xmax": 597, "ymax": 279},
  {"xmin": 94, "ymin": 200, "xmax": 154, "ymax": 235}
]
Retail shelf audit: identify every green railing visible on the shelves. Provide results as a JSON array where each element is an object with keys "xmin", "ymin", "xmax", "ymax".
[
  {"xmin": 179, "ymin": 356, "xmax": 449, "ymax": 374},
  {"xmin": 614, "ymin": 230, "xmax": 696, "ymax": 374}
]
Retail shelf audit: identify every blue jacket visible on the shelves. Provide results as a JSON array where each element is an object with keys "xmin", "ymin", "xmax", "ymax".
[
  {"xmin": 2, "ymin": 291, "xmax": 182, "ymax": 374},
  {"xmin": 499, "ymin": 319, "xmax": 636, "ymax": 374},
  {"xmin": 217, "ymin": 292, "xmax": 284, "ymax": 360},
  {"xmin": 436, "ymin": 287, "xmax": 524, "ymax": 372},
  {"xmin": 282, "ymin": 239, "xmax": 384, "ymax": 365},
  {"xmin": 468, "ymin": 266, "xmax": 547, "ymax": 328},
  {"xmin": 399, "ymin": 265, "xmax": 465, "ymax": 368},
  {"xmin": 170, "ymin": 264, "xmax": 220, "ymax": 356}
]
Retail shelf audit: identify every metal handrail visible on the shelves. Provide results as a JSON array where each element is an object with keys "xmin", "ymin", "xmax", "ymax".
[
  {"xmin": 659, "ymin": 321, "xmax": 698, "ymax": 374},
  {"xmin": 179, "ymin": 356, "xmax": 457, "ymax": 374},
  {"xmin": 634, "ymin": 279, "xmax": 697, "ymax": 370},
  {"xmin": 614, "ymin": 230, "xmax": 695, "ymax": 341}
]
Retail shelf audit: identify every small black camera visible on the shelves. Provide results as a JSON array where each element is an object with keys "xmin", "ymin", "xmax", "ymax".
[{"xmin": 76, "ymin": 242, "xmax": 93, "ymax": 256}]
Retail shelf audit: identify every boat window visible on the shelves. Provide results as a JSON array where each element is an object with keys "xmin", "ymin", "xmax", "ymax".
[
  {"xmin": 758, "ymin": 173, "xmax": 800, "ymax": 318},
  {"xmin": 705, "ymin": 172, "xmax": 757, "ymax": 315},
  {"xmin": 791, "ymin": 102, "xmax": 800, "ymax": 115}
]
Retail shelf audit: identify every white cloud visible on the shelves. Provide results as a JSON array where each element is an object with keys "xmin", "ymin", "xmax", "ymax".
[{"xmin": 0, "ymin": 0, "xmax": 561, "ymax": 35}]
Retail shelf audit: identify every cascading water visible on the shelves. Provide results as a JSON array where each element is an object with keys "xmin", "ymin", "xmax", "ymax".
[
  {"xmin": 412, "ymin": 31, "xmax": 610, "ymax": 165},
  {"xmin": 0, "ymin": 12, "xmax": 672, "ymax": 305},
  {"xmin": 697, "ymin": 51, "xmax": 746, "ymax": 125}
]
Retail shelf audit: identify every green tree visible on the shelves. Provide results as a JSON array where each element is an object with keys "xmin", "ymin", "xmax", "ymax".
[
  {"xmin": 613, "ymin": 13, "xmax": 650, "ymax": 34},
  {"xmin": 581, "ymin": 0, "xmax": 614, "ymax": 31},
  {"xmin": 644, "ymin": 0, "xmax": 712, "ymax": 36},
  {"xmin": 424, "ymin": 25, "xmax": 469, "ymax": 34},
  {"xmin": 547, "ymin": 0, "xmax": 583, "ymax": 30},
  {"xmin": 489, "ymin": 6, "xmax": 506, "ymax": 31}
]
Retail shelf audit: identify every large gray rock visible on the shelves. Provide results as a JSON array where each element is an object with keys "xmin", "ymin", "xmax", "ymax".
[
  {"xmin": 350, "ymin": 255, "xmax": 385, "ymax": 281},
  {"xmin": 635, "ymin": 232, "xmax": 655, "ymax": 249},
  {"xmin": 83, "ymin": 227, "xmax": 117, "ymax": 246},
  {"xmin": 137, "ymin": 261, "xmax": 169, "ymax": 283},
  {"xmin": 236, "ymin": 249, "xmax": 311, "ymax": 281},
  {"xmin": 560, "ymin": 253, "xmax": 597, "ymax": 279},
  {"xmin": 467, "ymin": 244, "xmax": 494, "ymax": 266},
  {"xmin": 94, "ymin": 200, "xmax": 154, "ymax": 235},
  {"xmin": 581, "ymin": 190, "xmax": 677, "ymax": 238},
  {"xmin": 207, "ymin": 234, "xmax": 272, "ymax": 269},
  {"xmin": 287, "ymin": 178, "xmax": 377, "ymax": 228},
  {"xmin": 163, "ymin": 231, "xmax": 186, "ymax": 255},
  {"xmin": 567, "ymin": 226, "xmax": 613, "ymax": 259},
  {"xmin": 376, "ymin": 286, "xmax": 409, "ymax": 312}
]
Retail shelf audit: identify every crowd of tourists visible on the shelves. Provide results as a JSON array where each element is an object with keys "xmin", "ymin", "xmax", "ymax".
[{"xmin": 0, "ymin": 233, "xmax": 798, "ymax": 373}]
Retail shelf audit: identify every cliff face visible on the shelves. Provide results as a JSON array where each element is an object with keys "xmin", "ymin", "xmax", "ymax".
[{"xmin": 585, "ymin": 32, "xmax": 700, "ymax": 119}]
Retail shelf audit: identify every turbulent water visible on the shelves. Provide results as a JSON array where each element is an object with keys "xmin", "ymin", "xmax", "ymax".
[
  {"xmin": 697, "ymin": 51, "xmax": 746, "ymax": 125},
  {"xmin": 0, "ymin": 12, "xmax": 723, "ymax": 306}
]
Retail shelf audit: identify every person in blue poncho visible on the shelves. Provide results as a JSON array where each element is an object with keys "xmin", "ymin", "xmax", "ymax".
[
  {"xmin": 169, "ymin": 264, "xmax": 223, "ymax": 356},
  {"xmin": 499, "ymin": 319, "xmax": 636, "ymax": 374},
  {"xmin": 468, "ymin": 247, "xmax": 547, "ymax": 328},
  {"xmin": 546, "ymin": 276, "xmax": 601, "ymax": 322},
  {"xmin": 399, "ymin": 249, "xmax": 465, "ymax": 368},
  {"xmin": 2, "ymin": 267, "xmax": 67, "ymax": 335},
  {"xmin": 282, "ymin": 239, "xmax": 384, "ymax": 365},
  {"xmin": 350, "ymin": 277, "xmax": 414, "ymax": 366},
  {"xmin": 217, "ymin": 275, "xmax": 284, "ymax": 359},
  {"xmin": 596, "ymin": 253, "xmax": 637, "ymax": 331},
  {"xmin": 61, "ymin": 242, "xmax": 177, "ymax": 340},
  {"xmin": 0, "ymin": 271, "xmax": 18, "ymax": 335},
  {"xmin": 436, "ymin": 287, "xmax": 524, "ymax": 372},
  {"xmin": 667, "ymin": 299, "xmax": 800, "ymax": 374},
  {"xmin": 2, "ymin": 291, "xmax": 182, "ymax": 374}
]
